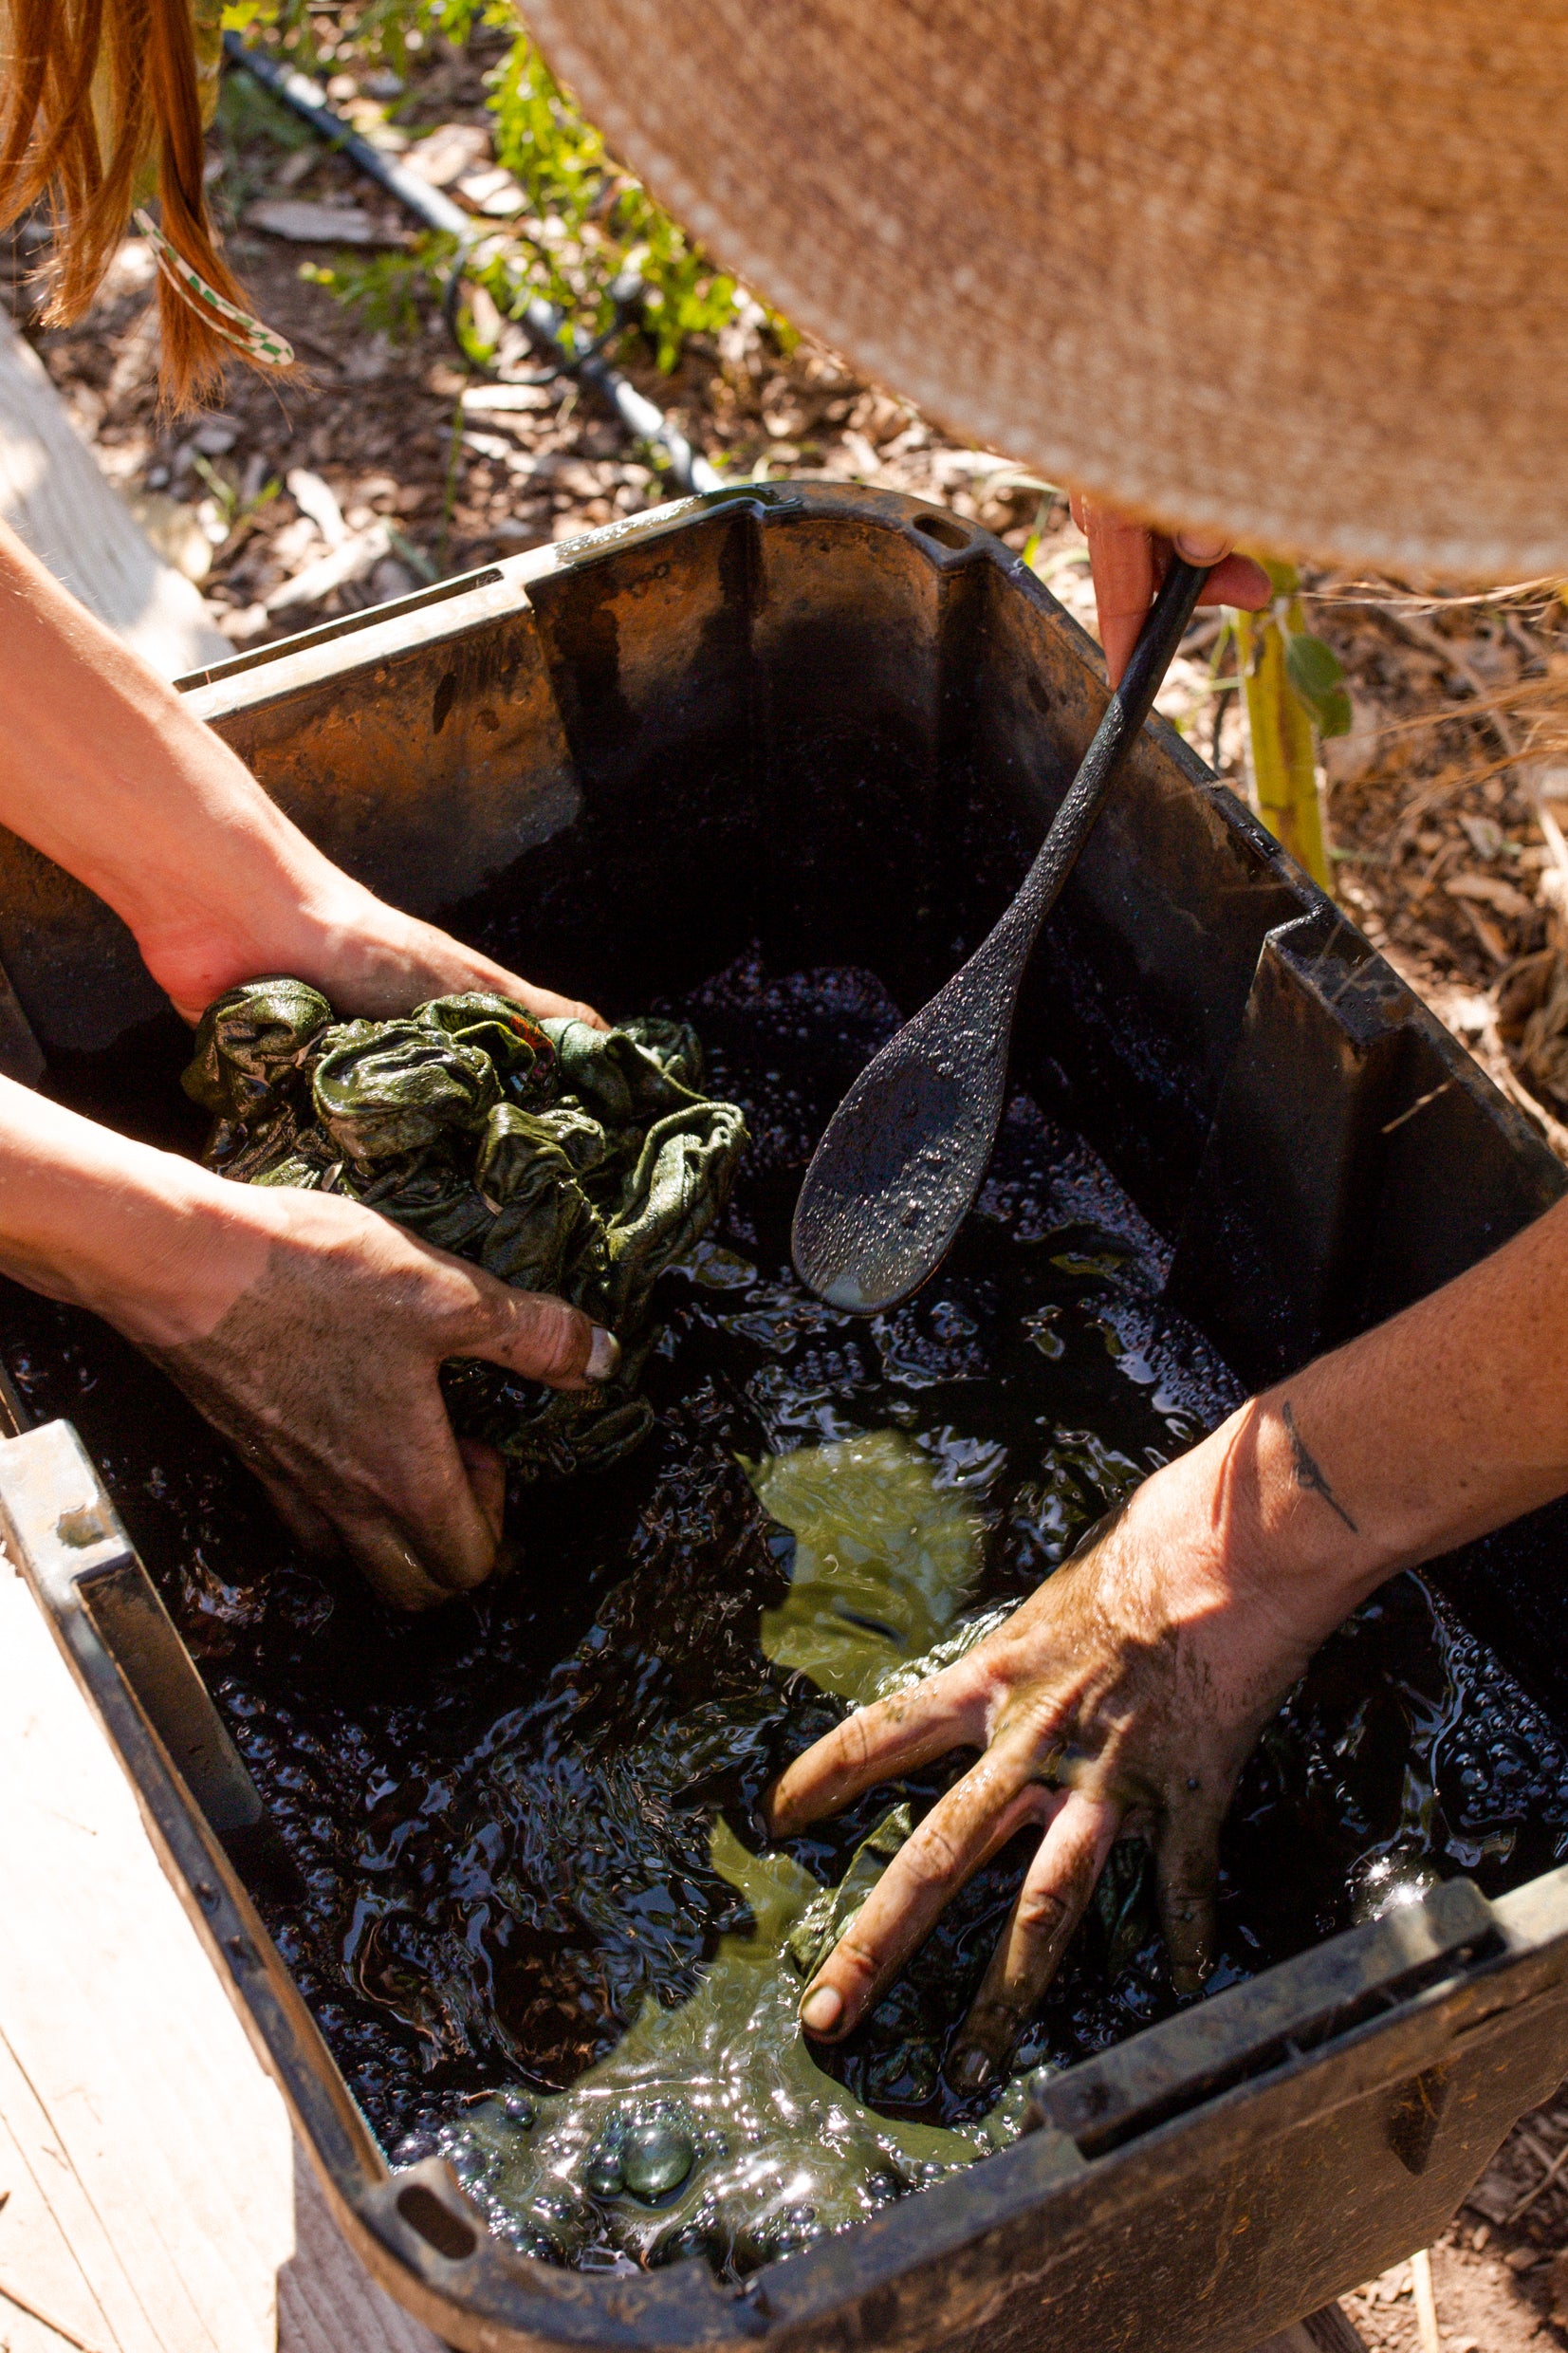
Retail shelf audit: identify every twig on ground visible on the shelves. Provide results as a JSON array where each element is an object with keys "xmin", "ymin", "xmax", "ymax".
[
  {"xmin": 0, "ymin": 2276, "xmax": 101, "ymax": 2353},
  {"xmin": 1506, "ymin": 2122, "xmax": 1568, "ymax": 2221},
  {"xmin": 1382, "ymin": 610, "xmax": 1522, "ymax": 760},
  {"xmin": 1492, "ymin": 1053, "xmax": 1568, "ymax": 1158},
  {"xmin": 1411, "ymin": 2247, "xmax": 1440, "ymax": 2353},
  {"xmin": 1307, "ymin": 577, "xmax": 1565, "ymax": 614}
]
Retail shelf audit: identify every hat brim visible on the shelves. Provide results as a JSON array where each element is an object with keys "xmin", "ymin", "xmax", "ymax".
[{"xmin": 523, "ymin": 0, "xmax": 1568, "ymax": 580}]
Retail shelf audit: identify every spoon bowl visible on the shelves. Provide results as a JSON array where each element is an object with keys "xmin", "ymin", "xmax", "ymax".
[{"xmin": 792, "ymin": 557, "xmax": 1210, "ymax": 1313}]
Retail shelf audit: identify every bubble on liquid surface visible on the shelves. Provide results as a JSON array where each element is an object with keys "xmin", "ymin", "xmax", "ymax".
[{"xmin": 622, "ymin": 2117, "xmax": 695, "ymax": 2200}]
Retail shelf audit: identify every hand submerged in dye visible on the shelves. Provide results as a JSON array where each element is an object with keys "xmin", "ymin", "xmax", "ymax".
[
  {"xmin": 0, "ymin": 1081, "xmax": 618, "ymax": 1612},
  {"xmin": 765, "ymin": 1438, "xmax": 1346, "ymax": 2091},
  {"xmin": 138, "ymin": 1183, "xmax": 620, "ymax": 1612},
  {"xmin": 769, "ymin": 1183, "xmax": 1568, "ymax": 2086}
]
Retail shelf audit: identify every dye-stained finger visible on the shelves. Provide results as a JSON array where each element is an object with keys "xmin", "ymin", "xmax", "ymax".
[
  {"xmin": 944, "ymin": 1788, "xmax": 1121, "ymax": 2094},
  {"xmin": 1155, "ymin": 1791, "xmax": 1224, "ymax": 1996},
  {"xmin": 334, "ymin": 1505, "xmax": 457, "ymax": 1611},
  {"xmin": 765, "ymin": 1661, "xmax": 991, "ymax": 1837},
  {"xmin": 344, "ymin": 1386, "xmax": 507, "ymax": 1603},
  {"xmin": 798, "ymin": 1753, "xmax": 1056, "ymax": 2042},
  {"xmin": 487, "ymin": 973, "xmax": 608, "ymax": 1031},
  {"xmin": 461, "ymin": 1268, "xmax": 618, "ymax": 1393}
]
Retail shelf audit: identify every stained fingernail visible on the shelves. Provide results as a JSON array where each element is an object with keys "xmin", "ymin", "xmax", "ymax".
[
  {"xmin": 800, "ymin": 1985, "xmax": 842, "ymax": 2036},
  {"xmin": 946, "ymin": 2044, "xmax": 996, "ymax": 2095},
  {"xmin": 585, "ymin": 1325, "xmax": 621, "ymax": 1382},
  {"xmin": 1174, "ymin": 529, "xmax": 1232, "ymax": 565}
]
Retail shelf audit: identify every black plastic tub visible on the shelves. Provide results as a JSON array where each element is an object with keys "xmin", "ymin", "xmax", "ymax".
[{"xmin": 4, "ymin": 483, "xmax": 1568, "ymax": 2353}]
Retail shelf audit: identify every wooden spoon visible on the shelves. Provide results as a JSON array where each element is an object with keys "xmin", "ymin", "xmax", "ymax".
[{"xmin": 792, "ymin": 558, "xmax": 1211, "ymax": 1313}]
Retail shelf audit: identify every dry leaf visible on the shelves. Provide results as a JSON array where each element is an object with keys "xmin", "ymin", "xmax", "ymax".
[
  {"xmin": 1446, "ymin": 869, "xmax": 1538, "ymax": 922},
  {"xmin": 264, "ymin": 523, "xmax": 391, "ymax": 612},
  {"xmin": 1497, "ymin": 948, "xmax": 1559, "ymax": 1037},
  {"xmin": 403, "ymin": 122, "xmax": 490, "ymax": 187},
  {"xmin": 246, "ymin": 200, "xmax": 395, "ymax": 246},
  {"xmin": 1457, "ymin": 900, "xmax": 1512, "ymax": 965}
]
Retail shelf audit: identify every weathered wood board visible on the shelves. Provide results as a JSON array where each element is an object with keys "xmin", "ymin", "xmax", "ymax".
[
  {"xmin": 0, "ymin": 1564, "xmax": 444, "ymax": 2353},
  {"xmin": 0, "ymin": 306, "xmax": 229, "ymax": 679}
]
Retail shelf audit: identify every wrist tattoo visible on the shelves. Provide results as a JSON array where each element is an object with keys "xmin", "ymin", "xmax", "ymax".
[{"xmin": 1282, "ymin": 1399, "xmax": 1358, "ymax": 1534}]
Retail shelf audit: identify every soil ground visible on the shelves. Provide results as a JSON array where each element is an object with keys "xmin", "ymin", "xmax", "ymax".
[
  {"xmin": 7, "ymin": 20, "xmax": 1568, "ymax": 2349},
  {"xmin": 1344, "ymin": 2099, "xmax": 1568, "ymax": 2353}
]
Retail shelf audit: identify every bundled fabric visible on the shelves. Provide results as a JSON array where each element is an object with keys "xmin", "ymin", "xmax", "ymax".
[{"xmin": 183, "ymin": 979, "xmax": 748, "ymax": 1480}]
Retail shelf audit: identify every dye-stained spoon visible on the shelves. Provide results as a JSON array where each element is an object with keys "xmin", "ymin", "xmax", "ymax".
[{"xmin": 792, "ymin": 558, "xmax": 1210, "ymax": 1314}]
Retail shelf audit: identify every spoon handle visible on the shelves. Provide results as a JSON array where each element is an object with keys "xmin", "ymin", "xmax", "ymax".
[{"xmin": 1001, "ymin": 555, "xmax": 1211, "ymax": 949}]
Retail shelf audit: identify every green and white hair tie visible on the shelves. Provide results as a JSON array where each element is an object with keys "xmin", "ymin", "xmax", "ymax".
[{"xmin": 133, "ymin": 209, "xmax": 294, "ymax": 369}]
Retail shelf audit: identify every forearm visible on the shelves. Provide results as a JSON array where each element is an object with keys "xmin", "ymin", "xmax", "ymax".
[
  {"xmin": 0, "ymin": 520, "xmax": 597, "ymax": 1027},
  {"xmin": 0, "ymin": 1076, "xmax": 266, "ymax": 1347},
  {"xmin": 0, "ymin": 519, "xmax": 337, "ymax": 989},
  {"xmin": 1150, "ymin": 1193, "xmax": 1568, "ymax": 1640}
]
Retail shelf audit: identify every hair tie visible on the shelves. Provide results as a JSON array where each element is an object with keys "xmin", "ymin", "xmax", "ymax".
[{"xmin": 134, "ymin": 209, "xmax": 294, "ymax": 368}]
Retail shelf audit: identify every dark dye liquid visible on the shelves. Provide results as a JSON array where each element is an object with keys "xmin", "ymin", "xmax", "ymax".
[{"xmin": 9, "ymin": 957, "xmax": 1568, "ymax": 2279}]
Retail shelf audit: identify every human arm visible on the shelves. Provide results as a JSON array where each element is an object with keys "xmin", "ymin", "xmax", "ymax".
[
  {"xmin": 766, "ymin": 1190, "xmax": 1568, "ymax": 2087},
  {"xmin": 1071, "ymin": 496, "xmax": 1272, "ymax": 685},
  {"xmin": 0, "ymin": 514, "xmax": 617, "ymax": 1606},
  {"xmin": 0, "ymin": 516, "xmax": 602, "ymax": 1028},
  {"xmin": 0, "ymin": 1076, "xmax": 618, "ymax": 1611}
]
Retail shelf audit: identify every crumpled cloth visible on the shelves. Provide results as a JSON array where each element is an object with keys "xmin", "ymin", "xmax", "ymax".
[{"xmin": 183, "ymin": 979, "xmax": 748, "ymax": 1480}]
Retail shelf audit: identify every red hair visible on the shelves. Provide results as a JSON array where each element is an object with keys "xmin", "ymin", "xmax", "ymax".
[{"xmin": 0, "ymin": 0, "xmax": 271, "ymax": 403}]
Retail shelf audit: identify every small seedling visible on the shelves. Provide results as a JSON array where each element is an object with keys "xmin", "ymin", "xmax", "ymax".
[{"xmin": 1227, "ymin": 558, "xmax": 1352, "ymax": 889}]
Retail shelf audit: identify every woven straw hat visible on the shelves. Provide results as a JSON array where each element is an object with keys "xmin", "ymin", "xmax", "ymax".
[{"xmin": 522, "ymin": 0, "xmax": 1568, "ymax": 581}]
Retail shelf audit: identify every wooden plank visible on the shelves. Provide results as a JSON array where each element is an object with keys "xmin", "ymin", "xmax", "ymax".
[
  {"xmin": 0, "ymin": 1569, "xmax": 445, "ymax": 2353},
  {"xmin": 0, "ymin": 2095, "xmax": 122, "ymax": 2353},
  {"xmin": 0, "ymin": 2030, "xmax": 166, "ymax": 2353},
  {"xmin": 0, "ymin": 306, "xmax": 228, "ymax": 679},
  {"xmin": 1243, "ymin": 2302, "xmax": 1369, "ymax": 2353}
]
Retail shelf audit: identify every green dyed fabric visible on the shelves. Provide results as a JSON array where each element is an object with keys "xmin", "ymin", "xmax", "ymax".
[{"xmin": 183, "ymin": 980, "xmax": 748, "ymax": 1481}]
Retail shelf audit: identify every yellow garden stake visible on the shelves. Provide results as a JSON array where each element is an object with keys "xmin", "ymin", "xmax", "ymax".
[
  {"xmin": 1233, "ymin": 595, "xmax": 1324, "ymax": 882},
  {"xmin": 1231, "ymin": 558, "xmax": 1350, "ymax": 892}
]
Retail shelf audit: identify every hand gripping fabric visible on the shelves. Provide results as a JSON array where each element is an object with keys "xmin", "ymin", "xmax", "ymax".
[{"xmin": 183, "ymin": 980, "xmax": 748, "ymax": 1482}]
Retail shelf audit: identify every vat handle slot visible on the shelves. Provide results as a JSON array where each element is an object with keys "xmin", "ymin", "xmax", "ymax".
[{"xmin": 1025, "ymin": 1876, "xmax": 1498, "ymax": 2159}]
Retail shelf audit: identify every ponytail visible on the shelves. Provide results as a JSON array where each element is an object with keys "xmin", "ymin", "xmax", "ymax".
[{"xmin": 0, "ymin": 0, "xmax": 288, "ymax": 404}]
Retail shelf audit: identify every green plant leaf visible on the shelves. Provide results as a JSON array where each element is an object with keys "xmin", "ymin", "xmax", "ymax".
[
  {"xmin": 234, "ymin": 7, "xmax": 788, "ymax": 373},
  {"xmin": 1284, "ymin": 630, "xmax": 1354, "ymax": 739}
]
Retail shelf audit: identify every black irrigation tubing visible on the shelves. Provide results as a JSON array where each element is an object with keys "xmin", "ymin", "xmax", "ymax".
[{"xmin": 222, "ymin": 33, "xmax": 723, "ymax": 496}]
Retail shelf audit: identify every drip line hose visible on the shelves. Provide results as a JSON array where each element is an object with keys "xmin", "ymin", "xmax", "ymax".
[{"xmin": 222, "ymin": 34, "xmax": 722, "ymax": 496}]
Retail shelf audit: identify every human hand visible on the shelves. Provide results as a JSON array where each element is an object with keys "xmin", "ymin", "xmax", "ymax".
[
  {"xmin": 765, "ymin": 1193, "xmax": 1568, "ymax": 2079},
  {"xmin": 765, "ymin": 1447, "xmax": 1334, "ymax": 2092},
  {"xmin": 128, "ymin": 1179, "xmax": 618, "ymax": 1610},
  {"xmin": 1071, "ymin": 493, "xmax": 1272, "ymax": 688},
  {"xmin": 0, "ymin": 519, "xmax": 605, "ymax": 1035},
  {"xmin": 136, "ymin": 865, "xmax": 607, "ymax": 1036},
  {"xmin": 0, "ymin": 1084, "xmax": 620, "ymax": 1612}
]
